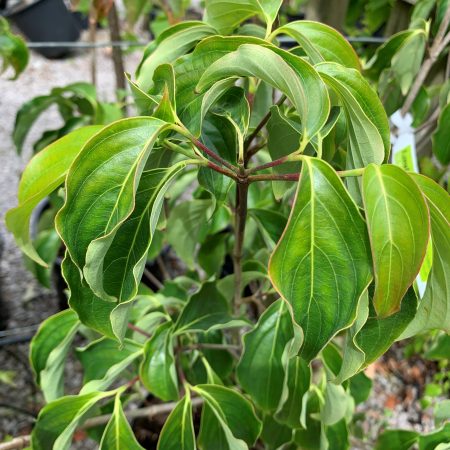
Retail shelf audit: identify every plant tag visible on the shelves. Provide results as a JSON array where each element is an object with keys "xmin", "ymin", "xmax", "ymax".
[{"xmin": 390, "ymin": 110, "xmax": 431, "ymax": 298}]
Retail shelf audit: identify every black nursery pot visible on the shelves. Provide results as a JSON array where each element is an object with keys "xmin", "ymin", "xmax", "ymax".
[{"xmin": 6, "ymin": 0, "xmax": 80, "ymax": 59}]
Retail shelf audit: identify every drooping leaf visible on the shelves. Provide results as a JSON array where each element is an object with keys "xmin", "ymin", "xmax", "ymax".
[
  {"xmin": 400, "ymin": 174, "xmax": 450, "ymax": 337},
  {"xmin": 84, "ymin": 162, "xmax": 185, "ymax": 302},
  {"xmin": 175, "ymin": 282, "xmax": 243, "ymax": 335},
  {"xmin": 275, "ymin": 356, "xmax": 311, "ymax": 428},
  {"xmin": 56, "ymin": 117, "xmax": 170, "ymax": 282},
  {"xmin": 260, "ymin": 414, "xmax": 293, "ymax": 450},
  {"xmin": 6, "ymin": 126, "xmax": 102, "ymax": 265},
  {"xmin": 0, "ymin": 17, "xmax": 29, "ymax": 80},
  {"xmin": 316, "ymin": 62, "xmax": 389, "ymax": 201},
  {"xmin": 375, "ymin": 429, "xmax": 419, "ymax": 450},
  {"xmin": 78, "ymin": 339, "xmax": 143, "ymax": 394},
  {"xmin": 419, "ymin": 422, "xmax": 450, "ymax": 450},
  {"xmin": 157, "ymin": 390, "xmax": 196, "ymax": 450},
  {"xmin": 204, "ymin": 0, "xmax": 283, "ymax": 35},
  {"xmin": 167, "ymin": 199, "xmax": 213, "ymax": 269},
  {"xmin": 31, "ymin": 391, "xmax": 113, "ymax": 450},
  {"xmin": 30, "ymin": 310, "xmax": 79, "ymax": 402},
  {"xmin": 237, "ymin": 299, "xmax": 302, "ymax": 411},
  {"xmin": 269, "ymin": 157, "xmax": 372, "ymax": 362},
  {"xmin": 62, "ymin": 255, "xmax": 131, "ymax": 342},
  {"xmin": 362, "ymin": 164, "xmax": 430, "ymax": 317},
  {"xmin": 137, "ymin": 21, "xmax": 216, "ymax": 91},
  {"xmin": 100, "ymin": 394, "xmax": 145, "ymax": 450},
  {"xmin": 272, "ymin": 20, "xmax": 360, "ymax": 69},
  {"xmin": 432, "ymin": 102, "xmax": 450, "ymax": 165},
  {"xmin": 140, "ymin": 321, "xmax": 178, "ymax": 401},
  {"xmin": 197, "ymin": 43, "xmax": 330, "ymax": 145},
  {"xmin": 321, "ymin": 382, "xmax": 354, "ymax": 426},
  {"xmin": 350, "ymin": 289, "xmax": 418, "ymax": 370},
  {"xmin": 193, "ymin": 384, "xmax": 262, "ymax": 448}
]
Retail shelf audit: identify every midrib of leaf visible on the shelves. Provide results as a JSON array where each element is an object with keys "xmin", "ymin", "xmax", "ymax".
[
  {"xmin": 373, "ymin": 167, "xmax": 394, "ymax": 310},
  {"xmin": 181, "ymin": 396, "xmax": 189, "ymax": 449}
]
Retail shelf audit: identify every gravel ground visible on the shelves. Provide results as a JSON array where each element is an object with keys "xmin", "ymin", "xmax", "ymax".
[{"xmin": 0, "ymin": 31, "xmax": 444, "ymax": 449}]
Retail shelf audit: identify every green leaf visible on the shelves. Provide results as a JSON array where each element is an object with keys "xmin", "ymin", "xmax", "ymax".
[
  {"xmin": 62, "ymin": 255, "xmax": 131, "ymax": 342},
  {"xmin": 375, "ymin": 429, "xmax": 419, "ymax": 450},
  {"xmin": 237, "ymin": 299, "xmax": 302, "ymax": 411},
  {"xmin": 400, "ymin": 174, "xmax": 450, "ymax": 337},
  {"xmin": 198, "ymin": 233, "xmax": 228, "ymax": 277},
  {"xmin": 325, "ymin": 419, "xmax": 349, "ymax": 450},
  {"xmin": 78, "ymin": 339, "xmax": 142, "ymax": 394},
  {"xmin": 0, "ymin": 17, "xmax": 29, "ymax": 80},
  {"xmin": 24, "ymin": 229, "xmax": 61, "ymax": 288},
  {"xmin": 140, "ymin": 321, "xmax": 178, "ymax": 401},
  {"xmin": 100, "ymin": 394, "xmax": 145, "ymax": 449},
  {"xmin": 137, "ymin": 21, "xmax": 216, "ymax": 91},
  {"xmin": 316, "ymin": 62, "xmax": 389, "ymax": 201},
  {"xmin": 204, "ymin": 0, "xmax": 283, "ymax": 35},
  {"xmin": 272, "ymin": 20, "xmax": 360, "ymax": 69},
  {"xmin": 197, "ymin": 43, "xmax": 330, "ymax": 145},
  {"xmin": 249, "ymin": 208, "xmax": 287, "ymax": 248},
  {"xmin": 84, "ymin": 161, "xmax": 185, "ymax": 302},
  {"xmin": 432, "ymin": 102, "xmax": 450, "ymax": 165},
  {"xmin": 167, "ymin": 199, "xmax": 213, "ymax": 269},
  {"xmin": 419, "ymin": 423, "xmax": 450, "ymax": 450},
  {"xmin": 157, "ymin": 390, "xmax": 195, "ymax": 450},
  {"xmin": 349, "ymin": 289, "xmax": 418, "ymax": 369},
  {"xmin": 266, "ymin": 105, "xmax": 302, "ymax": 199},
  {"xmin": 56, "ymin": 117, "xmax": 170, "ymax": 287},
  {"xmin": 175, "ymin": 282, "xmax": 243, "ymax": 334},
  {"xmin": 275, "ymin": 356, "xmax": 311, "ymax": 428},
  {"xmin": 6, "ymin": 126, "xmax": 102, "ymax": 265},
  {"xmin": 193, "ymin": 384, "xmax": 262, "ymax": 449},
  {"xmin": 260, "ymin": 414, "xmax": 293, "ymax": 450},
  {"xmin": 269, "ymin": 157, "xmax": 372, "ymax": 362},
  {"xmin": 362, "ymin": 164, "xmax": 430, "ymax": 317},
  {"xmin": 321, "ymin": 383, "xmax": 353, "ymax": 426},
  {"xmin": 30, "ymin": 310, "xmax": 79, "ymax": 402},
  {"xmin": 31, "ymin": 390, "xmax": 113, "ymax": 450}
]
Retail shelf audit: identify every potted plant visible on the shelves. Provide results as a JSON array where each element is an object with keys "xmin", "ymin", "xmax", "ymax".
[{"xmin": 5, "ymin": 0, "xmax": 450, "ymax": 448}]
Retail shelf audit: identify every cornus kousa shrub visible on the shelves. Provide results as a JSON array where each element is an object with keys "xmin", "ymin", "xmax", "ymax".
[{"xmin": 6, "ymin": 1, "xmax": 449, "ymax": 449}]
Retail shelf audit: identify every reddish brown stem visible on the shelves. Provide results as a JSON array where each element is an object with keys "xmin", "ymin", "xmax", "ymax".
[
  {"xmin": 207, "ymin": 161, "xmax": 239, "ymax": 180},
  {"xmin": 249, "ymin": 173, "xmax": 299, "ymax": 182},
  {"xmin": 247, "ymin": 155, "xmax": 291, "ymax": 174},
  {"xmin": 127, "ymin": 323, "xmax": 151, "ymax": 338},
  {"xmin": 193, "ymin": 139, "xmax": 238, "ymax": 173}
]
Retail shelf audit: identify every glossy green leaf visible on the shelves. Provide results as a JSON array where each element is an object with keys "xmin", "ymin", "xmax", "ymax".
[
  {"xmin": 204, "ymin": 0, "xmax": 283, "ymax": 35},
  {"xmin": 432, "ymin": 102, "xmax": 450, "ymax": 165},
  {"xmin": 78, "ymin": 339, "xmax": 142, "ymax": 394},
  {"xmin": 365, "ymin": 30, "xmax": 416, "ymax": 79},
  {"xmin": 137, "ymin": 21, "xmax": 216, "ymax": 91},
  {"xmin": 249, "ymin": 208, "xmax": 287, "ymax": 248},
  {"xmin": 62, "ymin": 255, "xmax": 131, "ymax": 342},
  {"xmin": 198, "ymin": 233, "xmax": 228, "ymax": 277},
  {"xmin": 272, "ymin": 20, "xmax": 360, "ymax": 69},
  {"xmin": 269, "ymin": 157, "xmax": 372, "ymax": 362},
  {"xmin": 375, "ymin": 429, "xmax": 419, "ymax": 450},
  {"xmin": 24, "ymin": 229, "xmax": 61, "ymax": 288},
  {"xmin": 275, "ymin": 356, "xmax": 311, "ymax": 428},
  {"xmin": 0, "ymin": 17, "xmax": 28, "ymax": 80},
  {"xmin": 362, "ymin": 164, "xmax": 430, "ymax": 317},
  {"xmin": 400, "ymin": 174, "xmax": 450, "ymax": 337},
  {"xmin": 30, "ymin": 310, "xmax": 79, "ymax": 402},
  {"xmin": 260, "ymin": 414, "xmax": 293, "ymax": 450},
  {"xmin": 266, "ymin": 105, "xmax": 302, "ymax": 199},
  {"xmin": 157, "ymin": 390, "xmax": 195, "ymax": 450},
  {"xmin": 31, "ymin": 390, "xmax": 113, "ymax": 450},
  {"xmin": 193, "ymin": 384, "xmax": 262, "ymax": 448},
  {"xmin": 237, "ymin": 299, "xmax": 302, "ymax": 411},
  {"xmin": 317, "ymin": 63, "xmax": 389, "ymax": 201},
  {"xmin": 56, "ymin": 117, "xmax": 170, "ymax": 281},
  {"xmin": 100, "ymin": 394, "xmax": 145, "ymax": 450},
  {"xmin": 197, "ymin": 43, "xmax": 330, "ymax": 145},
  {"xmin": 419, "ymin": 422, "xmax": 450, "ymax": 450},
  {"xmin": 6, "ymin": 126, "xmax": 102, "ymax": 265},
  {"xmin": 338, "ymin": 288, "xmax": 417, "ymax": 374},
  {"xmin": 84, "ymin": 162, "xmax": 185, "ymax": 302},
  {"xmin": 140, "ymin": 321, "xmax": 178, "ymax": 401},
  {"xmin": 175, "ymin": 282, "xmax": 243, "ymax": 334},
  {"xmin": 167, "ymin": 199, "xmax": 213, "ymax": 269}
]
